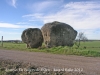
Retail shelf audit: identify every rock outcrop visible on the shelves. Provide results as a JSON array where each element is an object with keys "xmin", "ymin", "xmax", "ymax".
[
  {"xmin": 21, "ymin": 28, "xmax": 43, "ymax": 48},
  {"xmin": 41, "ymin": 21, "xmax": 77, "ymax": 48}
]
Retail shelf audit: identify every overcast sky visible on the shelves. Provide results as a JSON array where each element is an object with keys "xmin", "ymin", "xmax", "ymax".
[{"xmin": 0, "ymin": 0, "xmax": 100, "ymax": 40}]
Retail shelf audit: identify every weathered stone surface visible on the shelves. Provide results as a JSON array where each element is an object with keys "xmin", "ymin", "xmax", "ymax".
[
  {"xmin": 21, "ymin": 28, "xmax": 43, "ymax": 48},
  {"xmin": 41, "ymin": 21, "xmax": 77, "ymax": 48}
]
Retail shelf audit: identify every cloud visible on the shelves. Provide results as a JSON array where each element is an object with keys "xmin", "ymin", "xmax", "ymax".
[
  {"xmin": 23, "ymin": 1, "xmax": 100, "ymax": 30},
  {"xmin": 0, "ymin": 32, "xmax": 21, "ymax": 40},
  {"xmin": 64, "ymin": 1, "xmax": 100, "ymax": 10},
  {"xmin": 27, "ymin": 0, "xmax": 63, "ymax": 12},
  {"xmin": 0, "ymin": 22, "xmax": 20, "ymax": 28},
  {"xmin": 16, "ymin": 22, "xmax": 30, "ymax": 25},
  {"xmin": 6, "ymin": 0, "xmax": 17, "ymax": 8},
  {"xmin": 12, "ymin": 0, "xmax": 17, "ymax": 8},
  {"xmin": 0, "ymin": 22, "xmax": 41, "ymax": 29},
  {"xmin": 23, "ymin": 1, "xmax": 100, "ymax": 39},
  {"xmin": 77, "ymin": 29, "xmax": 100, "ymax": 39},
  {"xmin": 0, "ymin": 31, "xmax": 20, "ymax": 35},
  {"xmin": 31, "ymin": 1, "xmax": 53, "ymax": 12},
  {"xmin": 22, "ymin": 13, "xmax": 43, "ymax": 19}
]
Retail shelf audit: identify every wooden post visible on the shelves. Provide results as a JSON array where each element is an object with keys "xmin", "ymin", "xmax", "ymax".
[{"xmin": 1, "ymin": 36, "xmax": 3, "ymax": 47}]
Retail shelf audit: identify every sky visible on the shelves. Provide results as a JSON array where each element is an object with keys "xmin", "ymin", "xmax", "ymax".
[{"xmin": 0, "ymin": 0, "xmax": 100, "ymax": 40}]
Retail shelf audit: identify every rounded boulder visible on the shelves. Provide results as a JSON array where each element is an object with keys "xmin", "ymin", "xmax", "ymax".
[
  {"xmin": 21, "ymin": 28, "xmax": 43, "ymax": 48},
  {"xmin": 41, "ymin": 21, "xmax": 77, "ymax": 48}
]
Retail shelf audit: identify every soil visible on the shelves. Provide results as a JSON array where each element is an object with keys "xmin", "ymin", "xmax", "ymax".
[{"xmin": 0, "ymin": 49, "xmax": 100, "ymax": 75}]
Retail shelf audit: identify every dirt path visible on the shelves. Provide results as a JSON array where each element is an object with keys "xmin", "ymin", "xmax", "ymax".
[{"xmin": 0, "ymin": 49, "xmax": 100, "ymax": 75}]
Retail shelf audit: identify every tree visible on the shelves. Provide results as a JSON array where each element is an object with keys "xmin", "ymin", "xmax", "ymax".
[
  {"xmin": 82, "ymin": 36, "xmax": 88, "ymax": 42},
  {"xmin": 75, "ymin": 32, "xmax": 88, "ymax": 48}
]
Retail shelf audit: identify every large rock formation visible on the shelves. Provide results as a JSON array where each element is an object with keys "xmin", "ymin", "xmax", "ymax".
[
  {"xmin": 21, "ymin": 28, "xmax": 43, "ymax": 48},
  {"xmin": 41, "ymin": 21, "xmax": 77, "ymax": 48}
]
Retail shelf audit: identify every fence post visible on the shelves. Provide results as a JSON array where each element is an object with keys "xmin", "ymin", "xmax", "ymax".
[{"xmin": 1, "ymin": 36, "xmax": 3, "ymax": 47}]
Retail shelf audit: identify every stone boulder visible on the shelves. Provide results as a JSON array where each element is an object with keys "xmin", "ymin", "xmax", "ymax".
[
  {"xmin": 21, "ymin": 28, "xmax": 43, "ymax": 48},
  {"xmin": 41, "ymin": 21, "xmax": 77, "ymax": 48}
]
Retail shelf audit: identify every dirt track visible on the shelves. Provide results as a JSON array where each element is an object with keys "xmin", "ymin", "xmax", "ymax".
[{"xmin": 0, "ymin": 49, "xmax": 100, "ymax": 75}]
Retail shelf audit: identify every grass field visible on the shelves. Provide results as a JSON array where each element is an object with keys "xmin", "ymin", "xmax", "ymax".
[{"xmin": 0, "ymin": 41, "xmax": 100, "ymax": 57}]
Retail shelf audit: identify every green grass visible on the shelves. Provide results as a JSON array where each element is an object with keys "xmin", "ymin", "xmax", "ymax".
[{"xmin": 0, "ymin": 41, "xmax": 100, "ymax": 57}]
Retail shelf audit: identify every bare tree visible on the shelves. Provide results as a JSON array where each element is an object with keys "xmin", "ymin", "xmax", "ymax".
[
  {"xmin": 82, "ymin": 36, "xmax": 88, "ymax": 42},
  {"xmin": 75, "ymin": 32, "xmax": 88, "ymax": 48}
]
